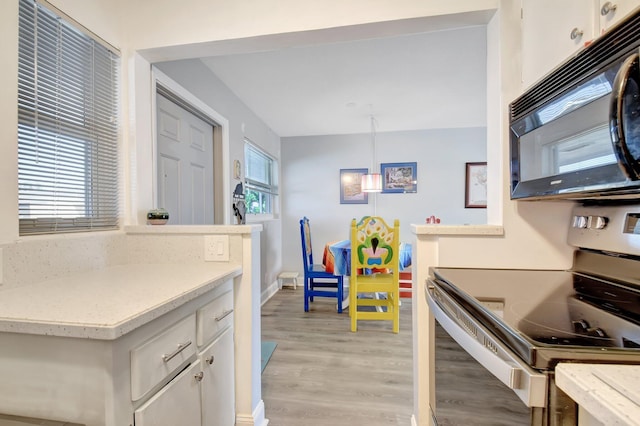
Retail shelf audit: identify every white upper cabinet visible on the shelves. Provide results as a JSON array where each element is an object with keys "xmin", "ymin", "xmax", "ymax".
[
  {"xmin": 521, "ymin": 0, "xmax": 640, "ymax": 89},
  {"xmin": 599, "ymin": 0, "xmax": 640, "ymax": 32},
  {"xmin": 521, "ymin": 0, "xmax": 598, "ymax": 89}
]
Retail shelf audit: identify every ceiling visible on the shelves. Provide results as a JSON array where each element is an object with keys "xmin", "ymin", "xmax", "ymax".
[{"xmin": 199, "ymin": 24, "xmax": 489, "ymax": 138}]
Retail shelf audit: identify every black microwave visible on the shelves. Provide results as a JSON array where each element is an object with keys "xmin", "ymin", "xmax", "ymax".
[{"xmin": 509, "ymin": 10, "xmax": 640, "ymax": 201}]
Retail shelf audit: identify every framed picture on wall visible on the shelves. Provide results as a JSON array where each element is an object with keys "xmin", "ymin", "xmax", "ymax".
[
  {"xmin": 381, "ymin": 162, "xmax": 417, "ymax": 193},
  {"xmin": 465, "ymin": 162, "xmax": 487, "ymax": 208},
  {"xmin": 340, "ymin": 168, "xmax": 368, "ymax": 204}
]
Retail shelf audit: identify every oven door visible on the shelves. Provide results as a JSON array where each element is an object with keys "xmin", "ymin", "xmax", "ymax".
[{"xmin": 426, "ymin": 281, "xmax": 549, "ymax": 425}]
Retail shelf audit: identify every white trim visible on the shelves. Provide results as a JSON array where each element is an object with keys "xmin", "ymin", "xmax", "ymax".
[
  {"xmin": 35, "ymin": 0, "xmax": 120, "ymax": 54},
  {"xmin": 150, "ymin": 67, "xmax": 231, "ymax": 224},
  {"xmin": 261, "ymin": 280, "xmax": 280, "ymax": 306},
  {"xmin": 235, "ymin": 399, "xmax": 269, "ymax": 426}
]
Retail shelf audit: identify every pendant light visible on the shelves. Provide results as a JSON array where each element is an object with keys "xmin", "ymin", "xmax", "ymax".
[{"xmin": 361, "ymin": 115, "xmax": 382, "ymax": 192}]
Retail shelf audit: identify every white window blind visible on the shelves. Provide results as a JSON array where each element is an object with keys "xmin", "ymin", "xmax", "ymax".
[
  {"xmin": 18, "ymin": 0, "xmax": 120, "ymax": 235},
  {"xmin": 244, "ymin": 141, "xmax": 278, "ymax": 215}
]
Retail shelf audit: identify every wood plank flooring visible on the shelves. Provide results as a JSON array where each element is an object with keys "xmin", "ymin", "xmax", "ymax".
[{"xmin": 261, "ymin": 289, "xmax": 413, "ymax": 426}]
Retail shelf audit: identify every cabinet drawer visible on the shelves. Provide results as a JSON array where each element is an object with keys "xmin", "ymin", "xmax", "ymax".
[
  {"xmin": 131, "ymin": 314, "xmax": 196, "ymax": 401},
  {"xmin": 196, "ymin": 285, "xmax": 233, "ymax": 347}
]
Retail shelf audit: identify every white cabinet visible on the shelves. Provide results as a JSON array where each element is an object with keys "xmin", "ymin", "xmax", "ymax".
[
  {"xmin": 200, "ymin": 328, "xmax": 235, "ymax": 426},
  {"xmin": 134, "ymin": 360, "xmax": 203, "ymax": 426},
  {"xmin": 132, "ymin": 280, "xmax": 235, "ymax": 426},
  {"xmin": 599, "ymin": 0, "xmax": 640, "ymax": 32},
  {"xmin": 521, "ymin": 0, "xmax": 640, "ymax": 88}
]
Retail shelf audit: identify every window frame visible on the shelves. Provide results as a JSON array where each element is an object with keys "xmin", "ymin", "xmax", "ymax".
[
  {"xmin": 244, "ymin": 139, "xmax": 278, "ymax": 219},
  {"xmin": 17, "ymin": 0, "xmax": 121, "ymax": 236}
]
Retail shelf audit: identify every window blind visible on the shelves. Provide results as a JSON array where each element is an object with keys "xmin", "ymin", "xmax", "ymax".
[
  {"xmin": 245, "ymin": 143, "xmax": 278, "ymax": 196},
  {"xmin": 18, "ymin": 0, "xmax": 120, "ymax": 235}
]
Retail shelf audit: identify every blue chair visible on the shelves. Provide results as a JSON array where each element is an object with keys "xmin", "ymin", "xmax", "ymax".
[{"xmin": 299, "ymin": 217, "xmax": 344, "ymax": 313}]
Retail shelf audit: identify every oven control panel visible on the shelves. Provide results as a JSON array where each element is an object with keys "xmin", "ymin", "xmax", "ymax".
[
  {"xmin": 571, "ymin": 215, "xmax": 608, "ymax": 229},
  {"xmin": 624, "ymin": 213, "xmax": 640, "ymax": 235},
  {"xmin": 568, "ymin": 205, "xmax": 640, "ymax": 255}
]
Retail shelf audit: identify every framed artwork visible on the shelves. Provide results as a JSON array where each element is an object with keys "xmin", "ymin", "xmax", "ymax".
[
  {"xmin": 465, "ymin": 162, "xmax": 487, "ymax": 208},
  {"xmin": 233, "ymin": 159, "xmax": 242, "ymax": 180},
  {"xmin": 381, "ymin": 162, "xmax": 417, "ymax": 193},
  {"xmin": 340, "ymin": 168, "xmax": 368, "ymax": 204}
]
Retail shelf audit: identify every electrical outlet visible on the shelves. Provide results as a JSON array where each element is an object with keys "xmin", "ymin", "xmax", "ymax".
[{"xmin": 204, "ymin": 235, "xmax": 229, "ymax": 262}]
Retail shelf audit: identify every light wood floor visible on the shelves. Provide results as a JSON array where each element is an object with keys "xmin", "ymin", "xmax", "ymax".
[{"xmin": 261, "ymin": 288, "xmax": 413, "ymax": 426}]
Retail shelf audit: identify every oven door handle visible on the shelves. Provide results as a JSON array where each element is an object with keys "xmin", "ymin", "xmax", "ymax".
[{"xmin": 427, "ymin": 284, "xmax": 548, "ymax": 408}]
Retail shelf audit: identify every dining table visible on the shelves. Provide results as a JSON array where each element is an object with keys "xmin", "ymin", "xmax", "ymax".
[{"xmin": 322, "ymin": 239, "xmax": 412, "ymax": 276}]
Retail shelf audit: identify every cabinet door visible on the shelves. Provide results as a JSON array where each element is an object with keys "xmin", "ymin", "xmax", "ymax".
[
  {"xmin": 134, "ymin": 360, "xmax": 202, "ymax": 426},
  {"xmin": 599, "ymin": 0, "xmax": 640, "ymax": 33},
  {"xmin": 522, "ymin": 0, "xmax": 598, "ymax": 88},
  {"xmin": 200, "ymin": 328, "xmax": 235, "ymax": 426}
]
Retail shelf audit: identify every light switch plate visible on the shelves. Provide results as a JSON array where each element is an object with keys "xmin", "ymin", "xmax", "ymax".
[
  {"xmin": 0, "ymin": 248, "xmax": 3, "ymax": 284},
  {"xmin": 204, "ymin": 235, "xmax": 229, "ymax": 262}
]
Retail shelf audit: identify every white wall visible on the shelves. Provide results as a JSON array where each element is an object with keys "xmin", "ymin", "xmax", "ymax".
[
  {"xmin": 0, "ymin": 0, "xmax": 573, "ymax": 271},
  {"xmin": 281, "ymin": 128, "xmax": 487, "ymax": 273},
  {"xmin": 155, "ymin": 59, "xmax": 283, "ymax": 292}
]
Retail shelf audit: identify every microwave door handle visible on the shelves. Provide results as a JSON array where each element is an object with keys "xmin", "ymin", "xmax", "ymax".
[{"xmin": 609, "ymin": 52, "xmax": 640, "ymax": 179}]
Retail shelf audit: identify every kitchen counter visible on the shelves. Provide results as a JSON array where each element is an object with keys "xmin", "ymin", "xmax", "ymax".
[
  {"xmin": 0, "ymin": 263, "xmax": 241, "ymax": 340},
  {"xmin": 556, "ymin": 363, "xmax": 640, "ymax": 426},
  {"xmin": 411, "ymin": 224, "xmax": 504, "ymax": 235}
]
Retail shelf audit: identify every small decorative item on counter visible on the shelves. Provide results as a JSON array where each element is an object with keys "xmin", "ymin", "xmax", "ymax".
[
  {"xmin": 425, "ymin": 215, "xmax": 441, "ymax": 224},
  {"xmin": 232, "ymin": 182, "xmax": 246, "ymax": 225},
  {"xmin": 147, "ymin": 208, "xmax": 169, "ymax": 225}
]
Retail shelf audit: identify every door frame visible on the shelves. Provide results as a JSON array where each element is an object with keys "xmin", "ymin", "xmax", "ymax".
[{"xmin": 151, "ymin": 66, "xmax": 231, "ymax": 224}]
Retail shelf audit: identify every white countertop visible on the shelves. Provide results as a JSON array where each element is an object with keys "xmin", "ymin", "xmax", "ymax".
[
  {"xmin": 411, "ymin": 224, "xmax": 504, "ymax": 235},
  {"xmin": 0, "ymin": 263, "xmax": 241, "ymax": 340},
  {"xmin": 124, "ymin": 224, "xmax": 261, "ymax": 234},
  {"xmin": 556, "ymin": 363, "xmax": 640, "ymax": 426}
]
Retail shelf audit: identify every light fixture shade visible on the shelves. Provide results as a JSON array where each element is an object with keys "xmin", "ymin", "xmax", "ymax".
[{"xmin": 361, "ymin": 173, "xmax": 382, "ymax": 192}]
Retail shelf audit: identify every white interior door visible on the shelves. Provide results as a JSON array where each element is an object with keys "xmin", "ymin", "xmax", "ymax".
[{"xmin": 157, "ymin": 94, "xmax": 214, "ymax": 224}]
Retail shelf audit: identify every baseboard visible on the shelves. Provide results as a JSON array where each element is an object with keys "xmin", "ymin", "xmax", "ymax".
[
  {"xmin": 261, "ymin": 280, "xmax": 280, "ymax": 306},
  {"xmin": 235, "ymin": 399, "xmax": 269, "ymax": 426}
]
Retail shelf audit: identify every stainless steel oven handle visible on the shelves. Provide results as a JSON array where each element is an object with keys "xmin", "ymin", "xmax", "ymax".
[{"xmin": 426, "ymin": 283, "xmax": 548, "ymax": 408}]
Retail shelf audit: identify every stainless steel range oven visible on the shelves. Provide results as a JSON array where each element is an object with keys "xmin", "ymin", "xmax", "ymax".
[{"xmin": 426, "ymin": 204, "xmax": 640, "ymax": 425}]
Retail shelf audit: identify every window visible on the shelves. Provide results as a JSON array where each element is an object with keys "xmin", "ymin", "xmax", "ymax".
[
  {"xmin": 17, "ymin": 0, "xmax": 120, "ymax": 235},
  {"xmin": 244, "ymin": 140, "xmax": 278, "ymax": 215}
]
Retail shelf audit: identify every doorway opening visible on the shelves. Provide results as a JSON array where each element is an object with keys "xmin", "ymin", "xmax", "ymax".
[{"xmin": 153, "ymin": 70, "xmax": 226, "ymax": 224}]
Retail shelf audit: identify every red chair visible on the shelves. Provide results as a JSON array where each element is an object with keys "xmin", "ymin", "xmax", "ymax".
[{"xmin": 299, "ymin": 217, "xmax": 344, "ymax": 313}]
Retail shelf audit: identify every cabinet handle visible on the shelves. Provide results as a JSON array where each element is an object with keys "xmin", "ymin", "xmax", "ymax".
[
  {"xmin": 206, "ymin": 355, "xmax": 215, "ymax": 365},
  {"xmin": 601, "ymin": 2, "xmax": 617, "ymax": 16},
  {"xmin": 215, "ymin": 309, "xmax": 233, "ymax": 322},
  {"xmin": 194, "ymin": 372, "xmax": 204, "ymax": 382},
  {"xmin": 161, "ymin": 340, "xmax": 192, "ymax": 363},
  {"xmin": 570, "ymin": 27, "xmax": 583, "ymax": 40}
]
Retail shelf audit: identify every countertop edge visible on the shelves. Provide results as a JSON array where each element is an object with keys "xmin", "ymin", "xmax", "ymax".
[
  {"xmin": 0, "ymin": 264, "xmax": 242, "ymax": 340},
  {"xmin": 556, "ymin": 363, "xmax": 640, "ymax": 426},
  {"xmin": 411, "ymin": 224, "xmax": 504, "ymax": 236},
  {"xmin": 124, "ymin": 225, "xmax": 262, "ymax": 234}
]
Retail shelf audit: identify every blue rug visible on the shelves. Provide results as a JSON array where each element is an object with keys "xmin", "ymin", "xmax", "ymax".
[{"xmin": 261, "ymin": 341, "xmax": 277, "ymax": 373}]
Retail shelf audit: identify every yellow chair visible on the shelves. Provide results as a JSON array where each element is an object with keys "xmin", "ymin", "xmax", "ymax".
[{"xmin": 349, "ymin": 216, "xmax": 400, "ymax": 333}]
